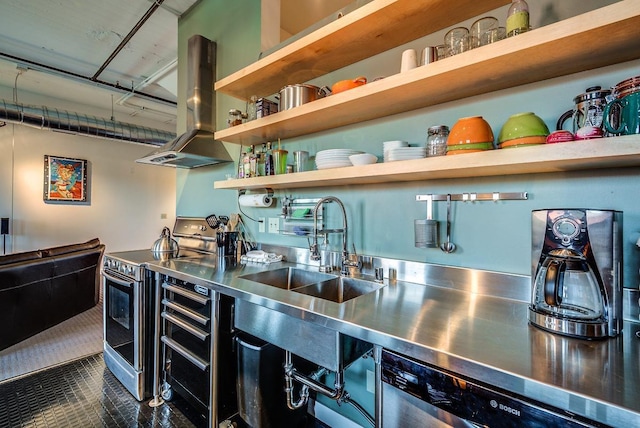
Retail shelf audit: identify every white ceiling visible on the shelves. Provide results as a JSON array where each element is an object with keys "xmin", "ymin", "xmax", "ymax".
[
  {"xmin": 0, "ymin": 0, "xmax": 358, "ymax": 131},
  {"xmin": 0, "ymin": 0, "xmax": 201, "ymax": 130}
]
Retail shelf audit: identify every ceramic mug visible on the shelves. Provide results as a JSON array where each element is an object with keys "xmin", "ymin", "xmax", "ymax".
[
  {"xmin": 400, "ymin": 49, "xmax": 418, "ymax": 72},
  {"xmin": 603, "ymin": 92, "xmax": 640, "ymax": 135}
]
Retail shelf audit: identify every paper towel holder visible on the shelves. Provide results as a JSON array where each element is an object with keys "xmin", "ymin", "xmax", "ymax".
[{"xmin": 238, "ymin": 188, "xmax": 274, "ymax": 198}]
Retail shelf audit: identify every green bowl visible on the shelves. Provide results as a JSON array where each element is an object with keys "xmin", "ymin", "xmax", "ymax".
[
  {"xmin": 498, "ymin": 112, "xmax": 550, "ymax": 143},
  {"xmin": 446, "ymin": 141, "xmax": 494, "ymax": 151}
]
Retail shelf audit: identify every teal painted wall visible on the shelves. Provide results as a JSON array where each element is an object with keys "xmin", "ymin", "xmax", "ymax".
[
  {"xmin": 176, "ymin": 0, "xmax": 260, "ymax": 217},
  {"xmin": 175, "ymin": 2, "xmax": 640, "ymax": 285},
  {"xmin": 175, "ymin": 3, "xmax": 640, "ymax": 426}
]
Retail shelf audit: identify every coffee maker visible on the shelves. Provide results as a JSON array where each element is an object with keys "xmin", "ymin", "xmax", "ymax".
[{"xmin": 530, "ymin": 209, "xmax": 622, "ymax": 339}]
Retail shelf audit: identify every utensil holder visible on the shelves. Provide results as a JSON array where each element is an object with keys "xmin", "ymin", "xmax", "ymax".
[{"xmin": 415, "ymin": 219, "xmax": 438, "ymax": 248}]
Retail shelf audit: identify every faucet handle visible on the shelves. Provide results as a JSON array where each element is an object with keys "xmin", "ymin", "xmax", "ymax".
[{"xmin": 308, "ymin": 237, "xmax": 321, "ymax": 261}]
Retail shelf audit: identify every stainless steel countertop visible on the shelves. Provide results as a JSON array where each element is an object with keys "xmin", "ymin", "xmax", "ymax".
[{"xmin": 145, "ymin": 251, "xmax": 640, "ymax": 427}]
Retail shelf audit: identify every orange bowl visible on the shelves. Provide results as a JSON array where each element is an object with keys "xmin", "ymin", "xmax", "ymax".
[
  {"xmin": 448, "ymin": 116, "xmax": 494, "ymax": 146},
  {"xmin": 331, "ymin": 76, "xmax": 367, "ymax": 94}
]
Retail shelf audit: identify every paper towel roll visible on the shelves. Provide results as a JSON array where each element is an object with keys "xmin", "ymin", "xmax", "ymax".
[{"xmin": 238, "ymin": 194, "xmax": 273, "ymax": 207}]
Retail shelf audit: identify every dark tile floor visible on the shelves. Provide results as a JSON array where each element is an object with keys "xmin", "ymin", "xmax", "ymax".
[
  {"xmin": 0, "ymin": 353, "xmax": 333, "ymax": 428},
  {"xmin": 0, "ymin": 353, "xmax": 198, "ymax": 428}
]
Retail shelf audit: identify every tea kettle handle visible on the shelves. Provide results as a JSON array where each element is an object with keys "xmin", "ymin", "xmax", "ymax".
[
  {"xmin": 544, "ymin": 259, "xmax": 566, "ymax": 306},
  {"xmin": 556, "ymin": 110, "xmax": 573, "ymax": 131}
]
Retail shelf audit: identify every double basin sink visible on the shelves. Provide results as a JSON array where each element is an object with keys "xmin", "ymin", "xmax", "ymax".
[
  {"xmin": 235, "ymin": 267, "xmax": 385, "ymax": 371},
  {"xmin": 239, "ymin": 266, "xmax": 385, "ymax": 304}
]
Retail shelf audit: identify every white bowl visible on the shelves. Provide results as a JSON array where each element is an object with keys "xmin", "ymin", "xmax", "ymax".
[{"xmin": 349, "ymin": 153, "xmax": 378, "ymax": 166}]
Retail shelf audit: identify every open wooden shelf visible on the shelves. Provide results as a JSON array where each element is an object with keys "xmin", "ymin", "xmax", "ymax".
[
  {"xmin": 214, "ymin": 2, "xmax": 640, "ymax": 146},
  {"xmin": 214, "ymin": 136, "xmax": 640, "ymax": 190},
  {"xmin": 214, "ymin": 0, "xmax": 510, "ymax": 100}
]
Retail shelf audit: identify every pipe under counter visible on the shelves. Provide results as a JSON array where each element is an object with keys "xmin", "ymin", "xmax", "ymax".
[{"xmin": 145, "ymin": 248, "xmax": 640, "ymax": 427}]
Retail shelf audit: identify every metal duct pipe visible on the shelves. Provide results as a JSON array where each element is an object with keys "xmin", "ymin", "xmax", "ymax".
[{"xmin": 0, "ymin": 99, "xmax": 175, "ymax": 146}]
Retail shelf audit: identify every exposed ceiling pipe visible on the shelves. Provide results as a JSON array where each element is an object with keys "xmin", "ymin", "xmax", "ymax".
[
  {"xmin": 92, "ymin": 0, "xmax": 166, "ymax": 81},
  {"xmin": 0, "ymin": 99, "xmax": 175, "ymax": 146},
  {"xmin": 0, "ymin": 52, "xmax": 177, "ymax": 107}
]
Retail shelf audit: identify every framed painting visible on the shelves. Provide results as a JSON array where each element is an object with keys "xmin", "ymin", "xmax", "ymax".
[{"xmin": 43, "ymin": 155, "xmax": 88, "ymax": 203}]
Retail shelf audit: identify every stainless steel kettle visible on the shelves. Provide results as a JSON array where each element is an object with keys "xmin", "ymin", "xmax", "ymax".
[{"xmin": 151, "ymin": 227, "xmax": 179, "ymax": 259}]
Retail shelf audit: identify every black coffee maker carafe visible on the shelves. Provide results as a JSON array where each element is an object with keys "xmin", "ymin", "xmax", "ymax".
[{"xmin": 530, "ymin": 209, "xmax": 622, "ymax": 339}]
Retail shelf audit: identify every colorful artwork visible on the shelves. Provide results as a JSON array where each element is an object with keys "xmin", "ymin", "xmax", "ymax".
[{"xmin": 43, "ymin": 155, "xmax": 88, "ymax": 203}]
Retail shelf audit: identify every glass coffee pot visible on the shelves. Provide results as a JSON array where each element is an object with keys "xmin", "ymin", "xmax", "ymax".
[{"xmin": 532, "ymin": 248, "xmax": 604, "ymax": 321}]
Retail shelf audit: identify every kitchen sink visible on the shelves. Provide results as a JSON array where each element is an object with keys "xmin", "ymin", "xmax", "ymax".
[
  {"xmin": 293, "ymin": 276, "xmax": 385, "ymax": 303},
  {"xmin": 239, "ymin": 267, "xmax": 336, "ymax": 290},
  {"xmin": 236, "ymin": 267, "xmax": 384, "ymax": 370},
  {"xmin": 240, "ymin": 267, "xmax": 385, "ymax": 303}
]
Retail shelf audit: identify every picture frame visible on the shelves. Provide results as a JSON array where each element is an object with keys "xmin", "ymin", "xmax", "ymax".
[{"xmin": 43, "ymin": 155, "xmax": 88, "ymax": 203}]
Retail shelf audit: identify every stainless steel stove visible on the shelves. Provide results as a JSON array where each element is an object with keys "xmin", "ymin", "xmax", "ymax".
[{"xmin": 101, "ymin": 217, "xmax": 218, "ymax": 401}]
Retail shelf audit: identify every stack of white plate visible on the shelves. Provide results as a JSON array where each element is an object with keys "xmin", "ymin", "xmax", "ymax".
[
  {"xmin": 383, "ymin": 140, "xmax": 408, "ymax": 162},
  {"xmin": 385, "ymin": 147, "xmax": 427, "ymax": 162},
  {"xmin": 315, "ymin": 149, "xmax": 364, "ymax": 169}
]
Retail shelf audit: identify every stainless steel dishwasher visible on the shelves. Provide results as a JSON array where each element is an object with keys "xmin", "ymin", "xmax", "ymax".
[{"xmin": 380, "ymin": 349, "xmax": 605, "ymax": 427}]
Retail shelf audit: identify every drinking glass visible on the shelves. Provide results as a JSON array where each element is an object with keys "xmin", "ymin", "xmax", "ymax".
[
  {"xmin": 272, "ymin": 149, "xmax": 288, "ymax": 175},
  {"xmin": 445, "ymin": 27, "xmax": 470, "ymax": 56},
  {"xmin": 471, "ymin": 17, "xmax": 499, "ymax": 48}
]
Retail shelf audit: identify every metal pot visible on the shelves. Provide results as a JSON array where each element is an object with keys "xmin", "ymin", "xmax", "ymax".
[
  {"xmin": 279, "ymin": 84, "xmax": 331, "ymax": 111},
  {"xmin": 151, "ymin": 227, "xmax": 179, "ymax": 259}
]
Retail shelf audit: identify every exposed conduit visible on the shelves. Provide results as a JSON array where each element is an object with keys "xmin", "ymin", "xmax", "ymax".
[
  {"xmin": 0, "ymin": 99, "xmax": 175, "ymax": 146},
  {"xmin": 92, "ymin": 0, "xmax": 166, "ymax": 81}
]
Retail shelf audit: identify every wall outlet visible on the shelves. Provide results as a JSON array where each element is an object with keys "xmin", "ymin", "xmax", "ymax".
[
  {"xmin": 258, "ymin": 217, "xmax": 266, "ymax": 233},
  {"xmin": 268, "ymin": 217, "xmax": 279, "ymax": 234}
]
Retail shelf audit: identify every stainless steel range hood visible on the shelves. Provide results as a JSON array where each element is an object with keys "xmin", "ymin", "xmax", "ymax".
[{"xmin": 136, "ymin": 35, "xmax": 232, "ymax": 168}]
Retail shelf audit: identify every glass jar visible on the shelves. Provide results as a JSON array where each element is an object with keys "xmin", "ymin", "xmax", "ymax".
[
  {"xmin": 228, "ymin": 109, "xmax": 243, "ymax": 127},
  {"xmin": 426, "ymin": 125, "xmax": 449, "ymax": 156}
]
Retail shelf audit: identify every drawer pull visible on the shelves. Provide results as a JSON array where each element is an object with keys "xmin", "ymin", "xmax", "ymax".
[
  {"xmin": 162, "ymin": 299, "xmax": 210, "ymax": 325},
  {"xmin": 162, "ymin": 312, "xmax": 210, "ymax": 341},
  {"xmin": 161, "ymin": 336, "xmax": 209, "ymax": 371},
  {"xmin": 162, "ymin": 283, "xmax": 210, "ymax": 305}
]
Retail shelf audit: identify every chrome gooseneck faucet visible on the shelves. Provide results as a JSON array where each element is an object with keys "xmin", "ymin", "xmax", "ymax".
[{"xmin": 310, "ymin": 196, "xmax": 360, "ymax": 275}]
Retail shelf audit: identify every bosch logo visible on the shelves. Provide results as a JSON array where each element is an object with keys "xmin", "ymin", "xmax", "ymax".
[
  {"xmin": 499, "ymin": 403, "xmax": 521, "ymax": 417},
  {"xmin": 490, "ymin": 400, "xmax": 498, "ymax": 409}
]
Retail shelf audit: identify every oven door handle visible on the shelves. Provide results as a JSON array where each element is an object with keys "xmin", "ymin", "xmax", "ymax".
[{"xmin": 102, "ymin": 270, "xmax": 134, "ymax": 288}]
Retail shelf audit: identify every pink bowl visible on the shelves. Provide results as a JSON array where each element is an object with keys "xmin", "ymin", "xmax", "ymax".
[{"xmin": 546, "ymin": 130, "xmax": 574, "ymax": 144}]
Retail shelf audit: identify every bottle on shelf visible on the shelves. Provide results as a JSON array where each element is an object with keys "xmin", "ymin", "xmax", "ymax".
[
  {"xmin": 238, "ymin": 150, "xmax": 246, "ymax": 179},
  {"xmin": 506, "ymin": 0, "xmax": 529, "ymax": 37},
  {"xmin": 243, "ymin": 148, "xmax": 252, "ymax": 178},
  {"xmin": 249, "ymin": 145, "xmax": 257, "ymax": 177},
  {"xmin": 247, "ymin": 95, "xmax": 257, "ymax": 121},
  {"xmin": 264, "ymin": 142, "xmax": 274, "ymax": 176},
  {"xmin": 257, "ymin": 144, "xmax": 266, "ymax": 176}
]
